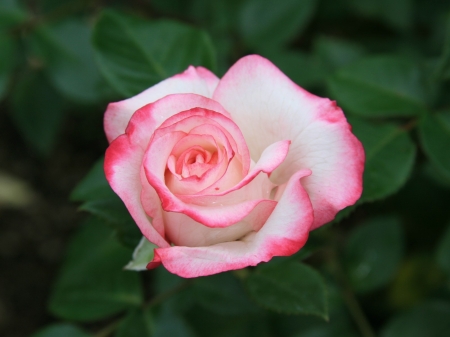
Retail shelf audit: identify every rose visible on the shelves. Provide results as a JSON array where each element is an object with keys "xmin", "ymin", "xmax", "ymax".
[{"xmin": 104, "ymin": 55, "xmax": 364, "ymax": 278}]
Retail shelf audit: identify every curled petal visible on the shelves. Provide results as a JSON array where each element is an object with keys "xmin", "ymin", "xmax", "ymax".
[
  {"xmin": 147, "ymin": 169, "xmax": 314, "ymax": 277},
  {"xmin": 105, "ymin": 67, "xmax": 219, "ymax": 142},
  {"xmin": 192, "ymin": 139, "xmax": 290, "ymax": 197},
  {"xmin": 154, "ymin": 108, "xmax": 250, "ymax": 174},
  {"xmin": 126, "ymin": 94, "xmax": 230, "ymax": 149},
  {"xmin": 162, "ymin": 200, "xmax": 276, "ymax": 247},
  {"xmin": 144, "ymin": 132, "xmax": 285, "ymax": 228}
]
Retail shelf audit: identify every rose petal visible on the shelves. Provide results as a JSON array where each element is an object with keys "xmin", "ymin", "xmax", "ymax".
[
  {"xmin": 162, "ymin": 200, "xmax": 276, "ymax": 247},
  {"xmin": 104, "ymin": 134, "xmax": 170, "ymax": 248},
  {"xmin": 144, "ymin": 133, "xmax": 275, "ymax": 228},
  {"xmin": 144, "ymin": 131, "xmax": 284, "ymax": 228},
  {"xmin": 192, "ymin": 139, "xmax": 290, "ymax": 196},
  {"xmin": 104, "ymin": 64, "xmax": 221, "ymax": 142},
  {"xmin": 165, "ymin": 133, "xmax": 231, "ymax": 195},
  {"xmin": 147, "ymin": 169, "xmax": 313, "ymax": 277},
  {"xmin": 213, "ymin": 55, "xmax": 364, "ymax": 229},
  {"xmin": 154, "ymin": 108, "xmax": 250, "ymax": 174}
]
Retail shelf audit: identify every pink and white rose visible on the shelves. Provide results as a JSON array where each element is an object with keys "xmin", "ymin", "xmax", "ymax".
[{"xmin": 104, "ymin": 55, "xmax": 364, "ymax": 278}]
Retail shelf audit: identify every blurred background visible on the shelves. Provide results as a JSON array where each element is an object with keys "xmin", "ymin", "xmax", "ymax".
[{"xmin": 1, "ymin": 0, "xmax": 450, "ymax": 336}]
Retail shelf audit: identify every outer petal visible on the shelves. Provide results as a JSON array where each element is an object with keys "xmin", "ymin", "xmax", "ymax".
[
  {"xmin": 148, "ymin": 169, "xmax": 314, "ymax": 277},
  {"xmin": 213, "ymin": 55, "xmax": 364, "ymax": 229},
  {"xmin": 105, "ymin": 66, "xmax": 220, "ymax": 142},
  {"xmin": 104, "ymin": 134, "xmax": 170, "ymax": 248}
]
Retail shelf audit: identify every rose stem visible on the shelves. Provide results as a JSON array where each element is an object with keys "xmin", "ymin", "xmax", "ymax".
[
  {"xmin": 328, "ymin": 246, "xmax": 377, "ymax": 337},
  {"xmin": 94, "ymin": 279, "xmax": 193, "ymax": 337}
]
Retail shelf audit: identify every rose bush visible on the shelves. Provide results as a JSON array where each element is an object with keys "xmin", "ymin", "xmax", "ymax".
[{"xmin": 104, "ymin": 55, "xmax": 364, "ymax": 278}]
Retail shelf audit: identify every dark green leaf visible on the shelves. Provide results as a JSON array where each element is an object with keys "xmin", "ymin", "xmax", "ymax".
[
  {"xmin": 292, "ymin": 324, "xmax": 356, "ymax": 337},
  {"xmin": 436, "ymin": 221, "xmax": 450, "ymax": 276},
  {"xmin": 0, "ymin": 0, "xmax": 28, "ymax": 30},
  {"xmin": 92, "ymin": 10, "xmax": 216, "ymax": 97},
  {"xmin": 381, "ymin": 301, "xmax": 450, "ymax": 337},
  {"xmin": 239, "ymin": 0, "xmax": 318, "ymax": 48},
  {"xmin": 259, "ymin": 49, "xmax": 325, "ymax": 88},
  {"xmin": 192, "ymin": 273, "xmax": 259, "ymax": 315},
  {"xmin": 246, "ymin": 261, "xmax": 328, "ymax": 319},
  {"xmin": 185, "ymin": 305, "xmax": 271, "ymax": 337},
  {"xmin": 71, "ymin": 157, "xmax": 141, "ymax": 248},
  {"xmin": 125, "ymin": 237, "xmax": 158, "ymax": 271},
  {"xmin": 419, "ymin": 112, "xmax": 450, "ymax": 177},
  {"xmin": 437, "ymin": 14, "xmax": 450, "ymax": 81},
  {"xmin": 116, "ymin": 309, "xmax": 154, "ymax": 337},
  {"xmin": 328, "ymin": 56, "xmax": 427, "ymax": 118},
  {"xmin": 350, "ymin": 118, "xmax": 416, "ymax": 202},
  {"xmin": 344, "ymin": 216, "xmax": 404, "ymax": 292},
  {"xmin": 347, "ymin": 0, "xmax": 412, "ymax": 31},
  {"xmin": 70, "ymin": 157, "xmax": 112, "ymax": 202},
  {"xmin": 30, "ymin": 19, "xmax": 105, "ymax": 103},
  {"xmin": 80, "ymin": 197, "xmax": 142, "ymax": 248},
  {"xmin": 49, "ymin": 217, "xmax": 143, "ymax": 321},
  {"xmin": 379, "ymin": 0, "xmax": 413, "ymax": 31},
  {"xmin": 314, "ymin": 36, "xmax": 365, "ymax": 72},
  {"xmin": 0, "ymin": 32, "xmax": 15, "ymax": 99},
  {"xmin": 154, "ymin": 307, "xmax": 197, "ymax": 337},
  {"xmin": 10, "ymin": 71, "xmax": 66, "ymax": 155},
  {"xmin": 31, "ymin": 324, "xmax": 91, "ymax": 337},
  {"xmin": 153, "ymin": 268, "xmax": 195, "ymax": 313}
]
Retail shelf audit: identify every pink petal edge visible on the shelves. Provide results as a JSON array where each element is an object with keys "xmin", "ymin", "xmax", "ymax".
[
  {"xmin": 104, "ymin": 67, "xmax": 220, "ymax": 143},
  {"xmin": 213, "ymin": 54, "xmax": 365, "ymax": 229},
  {"xmin": 147, "ymin": 169, "xmax": 314, "ymax": 277}
]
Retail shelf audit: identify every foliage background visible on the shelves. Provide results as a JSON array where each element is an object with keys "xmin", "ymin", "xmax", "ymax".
[{"xmin": 1, "ymin": 0, "xmax": 450, "ymax": 336}]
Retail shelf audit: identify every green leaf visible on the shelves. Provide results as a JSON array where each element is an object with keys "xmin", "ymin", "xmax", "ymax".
[
  {"xmin": 328, "ymin": 56, "xmax": 427, "ymax": 118},
  {"xmin": 259, "ymin": 49, "xmax": 325, "ymax": 89},
  {"xmin": 154, "ymin": 307, "xmax": 197, "ymax": 337},
  {"xmin": 314, "ymin": 36, "xmax": 366, "ymax": 72},
  {"xmin": 419, "ymin": 111, "xmax": 450, "ymax": 177},
  {"xmin": 31, "ymin": 324, "xmax": 91, "ymax": 337},
  {"xmin": 10, "ymin": 71, "xmax": 66, "ymax": 155},
  {"xmin": 239, "ymin": 0, "xmax": 318, "ymax": 49},
  {"xmin": 436, "ymin": 221, "xmax": 450, "ymax": 276},
  {"xmin": 437, "ymin": 14, "xmax": 450, "ymax": 81},
  {"xmin": 0, "ymin": 0, "xmax": 28, "ymax": 30},
  {"xmin": 80, "ymin": 197, "xmax": 142, "ymax": 248},
  {"xmin": 0, "ymin": 32, "xmax": 15, "ymax": 100},
  {"xmin": 92, "ymin": 10, "xmax": 216, "ymax": 97},
  {"xmin": 116, "ymin": 309, "xmax": 154, "ymax": 337},
  {"xmin": 344, "ymin": 216, "xmax": 404, "ymax": 292},
  {"xmin": 70, "ymin": 157, "xmax": 112, "ymax": 202},
  {"xmin": 347, "ymin": 0, "xmax": 412, "ymax": 31},
  {"xmin": 71, "ymin": 157, "xmax": 141, "ymax": 248},
  {"xmin": 350, "ymin": 117, "xmax": 416, "ymax": 202},
  {"xmin": 381, "ymin": 301, "xmax": 450, "ymax": 337},
  {"xmin": 30, "ymin": 19, "xmax": 105, "ymax": 104},
  {"xmin": 246, "ymin": 261, "xmax": 328, "ymax": 319},
  {"xmin": 49, "ymin": 217, "xmax": 143, "ymax": 322},
  {"xmin": 192, "ymin": 273, "xmax": 259, "ymax": 315},
  {"xmin": 125, "ymin": 237, "xmax": 158, "ymax": 271}
]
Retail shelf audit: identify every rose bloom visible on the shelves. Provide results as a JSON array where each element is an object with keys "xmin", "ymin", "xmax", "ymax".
[{"xmin": 104, "ymin": 55, "xmax": 364, "ymax": 278}]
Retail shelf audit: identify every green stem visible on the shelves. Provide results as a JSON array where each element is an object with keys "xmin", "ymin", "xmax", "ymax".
[
  {"xmin": 145, "ymin": 279, "xmax": 193, "ymax": 309},
  {"xmin": 94, "ymin": 279, "xmax": 192, "ymax": 337},
  {"xmin": 329, "ymin": 249, "xmax": 376, "ymax": 337},
  {"xmin": 94, "ymin": 319, "xmax": 122, "ymax": 337}
]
